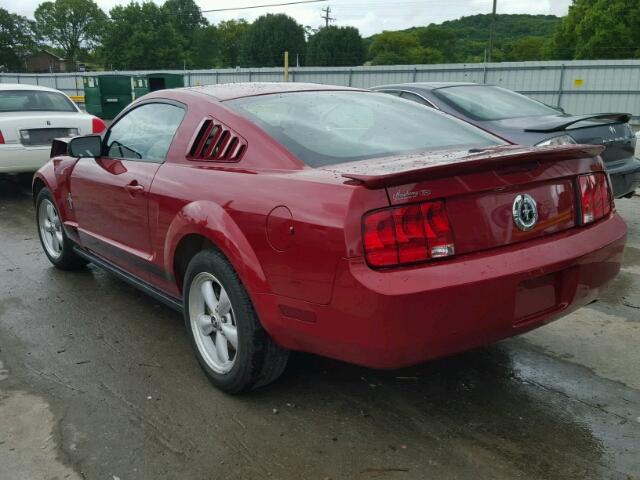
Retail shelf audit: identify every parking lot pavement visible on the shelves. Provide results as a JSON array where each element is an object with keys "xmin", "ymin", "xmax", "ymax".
[{"xmin": 0, "ymin": 177, "xmax": 638, "ymax": 480}]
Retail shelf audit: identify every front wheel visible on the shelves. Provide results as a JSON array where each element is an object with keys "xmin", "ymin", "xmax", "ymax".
[
  {"xmin": 35, "ymin": 188, "xmax": 87, "ymax": 270},
  {"xmin": 184, "ymin": 249, "xmax": 289, "ymax": 394}
]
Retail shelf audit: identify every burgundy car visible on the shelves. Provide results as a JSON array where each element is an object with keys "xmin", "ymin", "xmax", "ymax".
[{"xmin": 33, "ymin": 83, "xmax": 627, "ymax": 393}]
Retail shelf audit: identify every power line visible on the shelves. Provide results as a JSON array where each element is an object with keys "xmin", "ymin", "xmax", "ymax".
[{"xmin": 199, "ymin": 0, "xmax": 328, "ymax": 14}]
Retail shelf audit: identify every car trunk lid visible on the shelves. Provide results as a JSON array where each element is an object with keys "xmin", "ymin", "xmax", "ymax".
[
  {"xmin": 504, "ymin": 113, "xmax": 636, "ymax": 164},
  {"xmin": 0, "ymin": 112, "xmax": 90, "ymax": 145},
  {"xmin": 565, "ymin": 120, "xmax": 636, "ymax": 164},
  {"xmin": 333, "ymin": 144, "xmax": 605, "ymax": 257}
]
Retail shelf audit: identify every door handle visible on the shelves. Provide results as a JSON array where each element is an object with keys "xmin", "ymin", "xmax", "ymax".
[{"xmin": 124, "ymin": 181, "xmax": 144, "ymax": 195}]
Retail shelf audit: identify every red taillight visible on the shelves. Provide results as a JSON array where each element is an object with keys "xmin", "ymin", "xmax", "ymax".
[
  {"xmin": 363, "ymin": 201, "xmax": 455, "ymax": 268},
  {"xmin": 393, "ymin": 205, "xmax": 429, "ymax": 263},
  {"xmin": 0, "ymin": 130, "xmax": 5, "ymax": 144},
  {"xmin": 91, "ymin": 117, "xmax": 107, "ymax": 134},
  {"xmin": 577, "ymin": 172, "xmax": 612, "ymax": 225},
  {"xmin": 422, "ymin": 202, "xmax": 455, "ymax": 258},
  {"xmin": 363, "ymin": 209, "xmax": 398, "ymax": 266}
]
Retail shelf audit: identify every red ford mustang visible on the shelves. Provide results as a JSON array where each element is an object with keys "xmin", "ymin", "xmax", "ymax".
[{"xmin": 33, "ymin": 83, "xmax": 627, "ymax": 393}]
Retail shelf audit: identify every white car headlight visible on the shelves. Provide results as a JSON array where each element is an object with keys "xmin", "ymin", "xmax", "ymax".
[{"xmin": 536, "ymin": 134, "xmax": 577, "ymax": 146}]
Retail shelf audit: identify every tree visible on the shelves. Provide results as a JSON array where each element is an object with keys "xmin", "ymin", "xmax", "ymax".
[
  {"xmin": 216, "ymin": 19, "xmax": 250, "ymax": 67},
  {"xmin": 0, "ymin": 8, "xmax": 36, "ymax": 72},
  {"xmin": 100, "ymin": 2, "xmax": 185, "ymax": 70},
  {"xmin": 415, "ymin": 26, "xmax": 458, "ymax": 62},
  {"xmin": 163, "ymin": 0, "xmax": 206, "ymax": 36},
  {"xmin": 369, "ymin": 31, "xmax": 419, "ymax": 65},
  {"xmin": 306, "ymin": 26, "xmax": 365, "ymax": 66},
  {"xmin": 239, "ymin": 14, "xmax": 306, "ymax": 67},
  {"xmin": 550, "ymin": 0, "xmax": 640, "ymax": 59},
  {"xmin": 407, "ymin": 46, "xmax": 445, "ymax": 64},
  {"xmin": 34, "ymin": 0, "xmax": 107, "ymax": 61},
  {"xmin": 162, "ymin": 0, "xmax": 209, "ymax": 68},
  {"xmin": 190, "ymin": 25, "xmax": 220, "ymax": 68},
  {"xmin": 506, "ymin": 36, "xmax": 548, "ymax": 61}
]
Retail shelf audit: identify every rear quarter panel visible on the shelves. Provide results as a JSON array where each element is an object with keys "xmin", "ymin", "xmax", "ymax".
[
  {"xmin": 146, "ymin": 93, "xmax": 389, "ymax": 310},
  {"xmin": 149, "ymin": 164, "xmax": 383, "ymax": 305}
]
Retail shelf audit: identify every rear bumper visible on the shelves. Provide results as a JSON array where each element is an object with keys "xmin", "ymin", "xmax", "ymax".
[
  {"xmin": 0, "ymin": 145, "xmax": 50, "ymax": 173},
  {"xmin": 260, "ymin": 213, "xmax": 627, "ymax": 369},
  {"xmin": 606, "ymin": 156, "xmax": 640, "ymax": 198}
]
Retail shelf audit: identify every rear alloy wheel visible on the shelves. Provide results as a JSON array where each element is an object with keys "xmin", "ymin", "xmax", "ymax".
[
  {"xmin": 35, "ymin": 188, "xmax": 87, "ymax": 270},
  {"xmin": 184, "ymin": 250, "xmax": 289, "ymax": 393}
]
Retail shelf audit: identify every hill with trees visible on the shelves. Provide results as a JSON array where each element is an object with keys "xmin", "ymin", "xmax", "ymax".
[{"xmin": 366, "ymin": 14, "xmax": 561, "ymax": 64}]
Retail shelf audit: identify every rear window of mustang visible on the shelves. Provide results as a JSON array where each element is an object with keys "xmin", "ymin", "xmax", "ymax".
[
  {"xmin": 227, "ymin": 91, "xmax": 502, "ymax": 167},
  {"xmin": 0, "ymin": 90, "xmax": 77, "ymax": 112}
]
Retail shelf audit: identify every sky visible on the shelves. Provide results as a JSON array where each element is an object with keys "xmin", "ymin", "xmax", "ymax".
[{"xmin": 5, "ymin": 0, "xmax": 573, "ymax": 37}]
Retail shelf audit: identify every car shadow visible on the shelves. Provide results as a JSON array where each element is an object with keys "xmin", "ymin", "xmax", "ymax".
[
  {"xmin": 255, "ymin": 346, "xmax": 621, "ymax": 477},
  {"xmin": 76, "ymin": 253, "xmax": 627, "ymax": 478},
  {"xmin": 0, "ymin": 175, "xmax": 32, "ymax": 199}
]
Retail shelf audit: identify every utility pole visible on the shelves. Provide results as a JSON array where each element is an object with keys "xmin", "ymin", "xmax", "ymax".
[
  {"xmin": 487, "ymin": 0, "xmax": 497, "ymax": 63},
  {"xmin": 321, "ymin": 6, "xmax": 334, "ymax": 28}
]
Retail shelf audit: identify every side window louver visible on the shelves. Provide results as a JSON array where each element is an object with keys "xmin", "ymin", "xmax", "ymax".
[{"xmin": 188, "ymin": 119, "xmax": 247, "ymax": 162}]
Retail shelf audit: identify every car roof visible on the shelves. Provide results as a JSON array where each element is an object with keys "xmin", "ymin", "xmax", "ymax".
[
  {"xmin": 181, "ymin": 82, "xmax": 366, "ymax": 101},
  {"xmin": 0, "ymin": 83, "xmax": 65, "ymax": 93},
  {"xmin": 373, "ymin": 82, "xmax": 485, "ymax": 91}
]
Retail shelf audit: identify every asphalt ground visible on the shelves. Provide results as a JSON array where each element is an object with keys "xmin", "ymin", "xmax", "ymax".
[{"xmin": 0, "ymin": 176, "xmax": 638, "ymax": 480}]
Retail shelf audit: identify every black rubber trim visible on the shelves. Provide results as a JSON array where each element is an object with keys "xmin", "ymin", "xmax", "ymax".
[
  {"xmin": 78, "ymin": 233, "xmax": 173, "ymax": 282},
  {"xmin": 73, "ymin": 246, "xmax": 183, "ymax": 312}
]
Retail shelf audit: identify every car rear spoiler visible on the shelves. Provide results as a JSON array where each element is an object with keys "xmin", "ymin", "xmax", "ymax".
[
  {"xmin": 524, "ymin": 113, "xmax": 632, "ymax": 133},
  {"xmin": 340, "ymin": 144, "xmax": 605, "ymax": 189}
]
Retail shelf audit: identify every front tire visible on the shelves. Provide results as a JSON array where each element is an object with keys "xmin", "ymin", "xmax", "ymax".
[
  {"xmin": 35, "ymin": 188, "xmax": 87, "ymax": 270},
  {"xmin": 184, "ymin": 249, "xmax": 289, "ymax": 394}
]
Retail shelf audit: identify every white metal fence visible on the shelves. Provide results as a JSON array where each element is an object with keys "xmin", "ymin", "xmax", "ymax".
[{"xmin": 2, "ymin": 60, "xmax": 640, "ymax": 122}]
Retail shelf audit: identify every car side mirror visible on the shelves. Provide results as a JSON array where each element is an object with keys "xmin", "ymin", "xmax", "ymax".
[{"xmin": 69, "ymin": 135, "xmax": 102, "ymax": 158}]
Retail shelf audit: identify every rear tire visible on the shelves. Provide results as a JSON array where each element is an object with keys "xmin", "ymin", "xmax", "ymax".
[
  {"xmin": 35, "ymin": 188, "xmax": 87, "ymax": 270},
  {"xmin": 183, "ymin": 249, "xmax": 289, "ymax": 394}
]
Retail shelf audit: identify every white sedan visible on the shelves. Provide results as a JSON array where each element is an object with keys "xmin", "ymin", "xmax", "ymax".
[{"xmin": 0, "ymin": 84, "xmax": 106, "ymax": 174}]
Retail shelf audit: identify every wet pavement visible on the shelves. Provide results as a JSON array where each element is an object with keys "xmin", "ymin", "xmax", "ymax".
[{"xmin": 0, "ymin": 176, "xmax": 639, "ymax": 480}]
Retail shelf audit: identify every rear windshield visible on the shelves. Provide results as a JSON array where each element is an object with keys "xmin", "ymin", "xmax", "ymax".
[
  {"xmin": 0, "ymin": 90, "xmax": 77, "ymax": 113},
  {"xmin": 227, "ymin": 91, "xmax": 502, "ymax": 167},
  {"xmin": 434, "ymin": 85, "xmax": 559, "ymax": 121}
]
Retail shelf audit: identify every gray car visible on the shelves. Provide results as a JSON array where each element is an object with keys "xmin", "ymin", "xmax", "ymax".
[{"xmin": 372, "ymin": 82, "xmax": 640, "ymax": 198}]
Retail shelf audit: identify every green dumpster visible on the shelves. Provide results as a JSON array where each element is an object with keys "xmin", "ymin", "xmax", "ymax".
[
  {"xmin": 83, "ymin": 75, "xmax": 133, "ymax": 120},
  {"xmin": 132, "ymin": 73, "xmax": 185, "ymax": 99},
  {"xmin": 132, "ymin": 76, "xmax": 149, "ymax": 100}
]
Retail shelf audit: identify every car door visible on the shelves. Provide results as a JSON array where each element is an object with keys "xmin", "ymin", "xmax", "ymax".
[{"xmin": 70, "ymin": 102, "xmax": 185, "ymax": 280}]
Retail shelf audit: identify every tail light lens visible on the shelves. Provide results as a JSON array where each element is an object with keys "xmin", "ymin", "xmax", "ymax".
[
  {"xmin": 0, "ymin": 130, "xmax": 5, "ymax": 144},
  {"xmin": 363, "ymin": 201, "xmax": 455, "ymax": 268},
  {"xmin": 577, "ymin": 172, "xmax": 612, "ymax": 225},
  {"xmin": 92, "ymin": 117, "xmax": 107, "ymax": 134}
]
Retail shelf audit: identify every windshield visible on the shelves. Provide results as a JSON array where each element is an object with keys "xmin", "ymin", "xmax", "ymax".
[
  {"xmin": 227, "ymin": 91, "xmax": 503, "ymax": 167},
  {"xmin": 434, "ymin": 85, "xmax": 559, "ymax": 121},
  {"xmin": 0, "ymin": 90, "xmax": 77, "ymax": 113}
]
